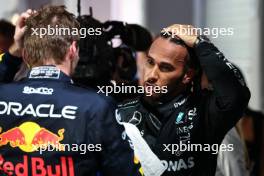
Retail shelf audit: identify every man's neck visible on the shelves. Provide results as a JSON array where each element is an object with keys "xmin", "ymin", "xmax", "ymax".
[
  {"xmin": 143, "ymin": 88, "xmax": 190, "ymax": 107},
  {"xmin": 40, "ymin": 60, "xmax": 71, "ymax": 76}
]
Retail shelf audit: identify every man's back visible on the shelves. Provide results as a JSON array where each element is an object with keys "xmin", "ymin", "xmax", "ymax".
[{"xmin": 0, "ymin": 66, "xmax": 141, "ymax": 176}]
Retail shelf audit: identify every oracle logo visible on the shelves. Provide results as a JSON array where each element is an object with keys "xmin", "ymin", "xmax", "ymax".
[{"xmin": 0, "ymin": 101, "xmax": 77, "ymax": 119}]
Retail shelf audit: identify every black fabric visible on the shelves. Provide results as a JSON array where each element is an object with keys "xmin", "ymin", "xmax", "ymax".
[{"xmin": 0, "ymin": 52, "xmax": 22, "ymax": 83}]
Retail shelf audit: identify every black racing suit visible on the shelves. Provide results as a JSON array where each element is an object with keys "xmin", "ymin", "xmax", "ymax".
[
  {"xmin": 0, "ymin": 52, "xmax": 22, "ymax": 82},
  {"xmin": 0, "ymin": 66, "xmax": 142, "ymax": 176},
  {"xmin": 117, "ymin": 41, "xmax": 251, "ymax": 176}
]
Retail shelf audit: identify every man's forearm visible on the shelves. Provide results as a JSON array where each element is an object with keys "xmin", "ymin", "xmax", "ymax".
[{"xmin": 194, "ymin": 41, "xmax": 250, "ymax": 111}]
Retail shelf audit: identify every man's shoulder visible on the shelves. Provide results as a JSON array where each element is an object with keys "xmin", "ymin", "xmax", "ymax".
[
  {"xmin": 60, "ymin": 83, "xmax": 117, "ymax": 111},
  {"xmin": 68, "ymin": 84, "xmax": 116, "ymax": 105},
  {"xmin": 0, "ymin": 80, "xmax": 26, "ymax": 94},
  {"xmin": 67, "ymin": 83, "xmax": 102, "ymax": 98}
]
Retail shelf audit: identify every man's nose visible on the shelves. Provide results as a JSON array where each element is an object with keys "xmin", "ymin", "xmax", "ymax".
[{"xmin": 147, "ymin": 66, "xmax": 159, "ymax": 83}]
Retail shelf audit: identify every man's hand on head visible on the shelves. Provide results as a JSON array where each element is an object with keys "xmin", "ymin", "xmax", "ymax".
[
  {"xmin": 162, "ymin": 24, "xmax": 198, "ymax": 48},
  {"xmin": 9, "ymin": 9, "xmax": 36, "ymax": 57}
]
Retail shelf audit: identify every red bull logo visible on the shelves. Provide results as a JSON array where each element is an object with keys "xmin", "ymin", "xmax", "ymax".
[
  {"xmin": 0, "ymin": 122, "xmax": 74, "ymax": 175},
  {"xmin": 0, "ymin": 154, "xmax": 74, "ymax": 176},
  {"xmin": 0, "ymin": 122, "xmax": 65, "ymax": 152}
]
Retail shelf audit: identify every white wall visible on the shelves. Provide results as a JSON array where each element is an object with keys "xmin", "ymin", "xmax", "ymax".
[
  {"xmin": 64, "ymin": 0, "xmax": 145, "ymax": 24},
  {"xmin": 110, "ymin": 0, "xmax": 145, "ymax": 25},
  {"xmin": 0, "ymin": 0, "xmax": 27, "ymax": 20},
  {"xmin": 205, "ymin": 0, "xmax": 261, "ymax": 110}
]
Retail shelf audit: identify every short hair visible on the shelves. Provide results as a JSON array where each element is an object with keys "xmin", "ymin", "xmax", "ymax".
[
  {"xmin": 160, "ymin": 32, "xmax": 202, "ymax": 93},
  {"xmin": 24, "ymin": 5, "xmax": 80, "ymax": 66},
  {"xmin": 160, "ymin": 32, "xmax": 200, "ymax": 72}
]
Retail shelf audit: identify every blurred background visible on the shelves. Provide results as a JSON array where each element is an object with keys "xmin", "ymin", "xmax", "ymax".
[
  {"xmin": 0, "ymin": 0, "xmax": 263, "ymax": 175},
  {"xmin": 0, "ymin": 0, "xmax": 261, "ymax": 111}
]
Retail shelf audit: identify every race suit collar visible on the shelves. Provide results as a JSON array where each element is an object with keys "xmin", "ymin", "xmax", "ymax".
[
  {"xmin": 156, "ymin": 91, "xmax": 191, "ymax": 121},
  {"xmin": 27, "ymin": 65, "xmax": 73, "ymax": 83},
  {"xmin": 143, "ymin": 90, "xmax": 190, "ymax": 109},
  {"xmin": 141, "ymin": 90, "xmax": 191, "ymax": 121}
]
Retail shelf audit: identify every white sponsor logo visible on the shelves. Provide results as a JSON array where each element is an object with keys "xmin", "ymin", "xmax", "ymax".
[
  {"xmin": 129, "ymin": 111, "xmax": 142, "ymax": 126},
  {"xmin": 188, "ymin": 107, "xmax": 197, "ymax": 120},
  {"xmin": 176, "ymin": 126, "xmax": 190, "ymax": 135},
  {"xmin": 23, "ymin": 86, "xmax": 54, "ymax": 95},
  {"xmin": 29, "ymin": 67, "xmax": 60, "ymax": 79},
  {"xmin": 0, "ymin": 101, "xmax": 77, "ymax": 119},
  {"xmin": 161, "ymin": 157, "xmax": 195, "ymax": 172},
  {"xmin": 174, "ymin": 98, "xmax": 187, "ymax": 108}
]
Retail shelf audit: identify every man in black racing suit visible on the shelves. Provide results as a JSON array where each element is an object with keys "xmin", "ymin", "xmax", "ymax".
[
  {"xmin": 117, "ymin": 24, "xmax": 250, "ymax": 176},
  {"xmin": 0, "ymin": 6, "xmax": 142, "ymax": 176},
  {"xmin": 0, "ymin": 49, "xmax": 22, "ymax": 82}
]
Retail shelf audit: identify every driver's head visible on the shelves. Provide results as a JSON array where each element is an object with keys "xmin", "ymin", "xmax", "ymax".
[
  {"xmin": 23, "ymin": 5, "xmax": 80, "ymax": 75},
  {"xmin": 144, "ymin": 34, "xmax": 199, "ymax": 101}
]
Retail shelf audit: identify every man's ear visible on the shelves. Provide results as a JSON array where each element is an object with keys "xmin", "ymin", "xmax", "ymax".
[
  {"xmin": 69, "ymin": 41, "xmax": 78, "ymax": 60},
  {"xmin": 182, "ymin": 68, "xmax": 195, "ymax": 84}
]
